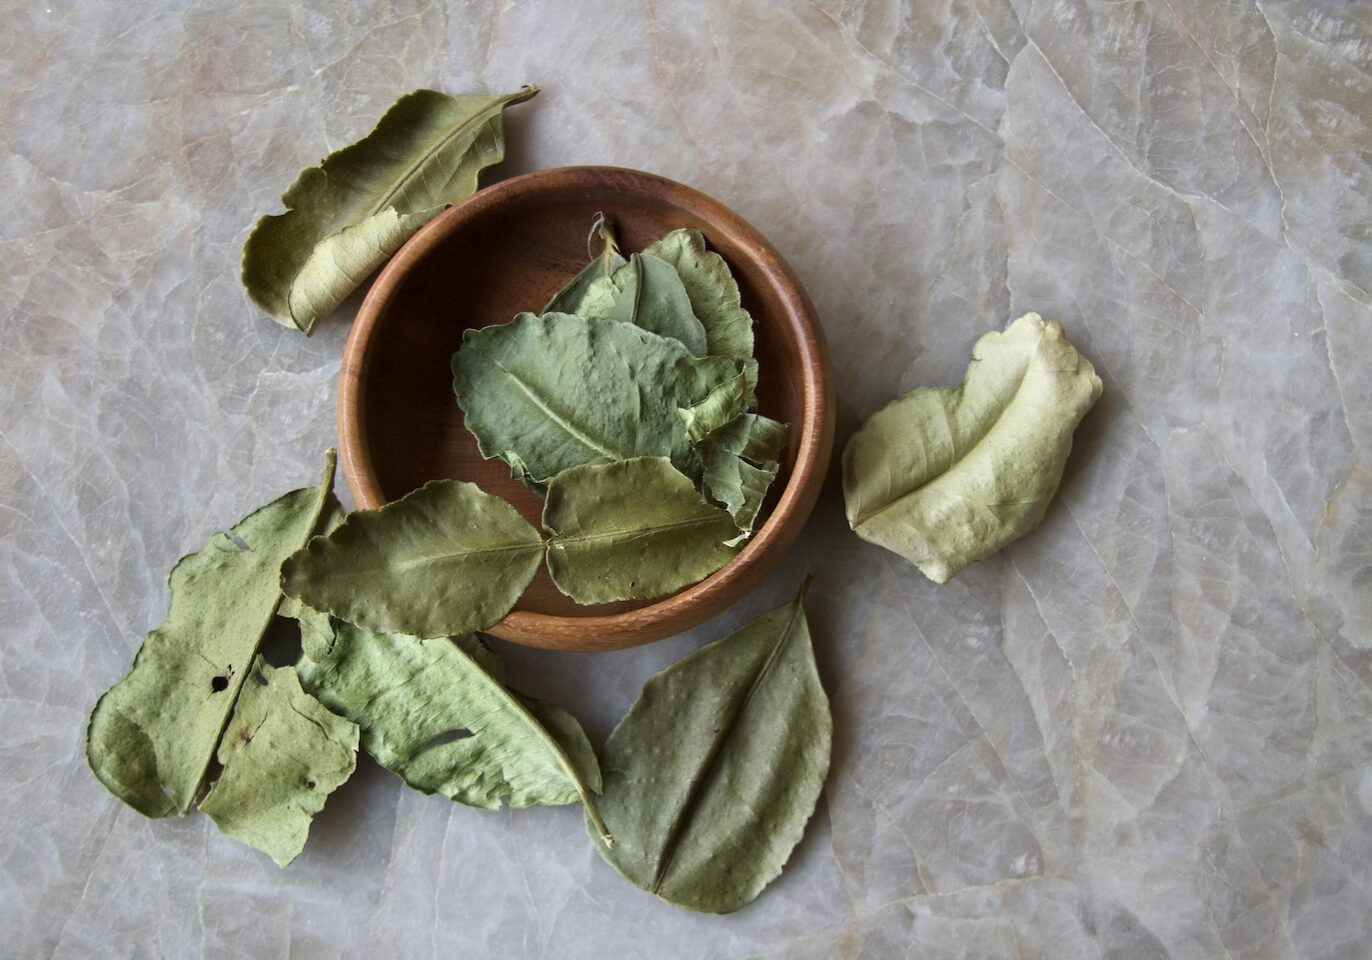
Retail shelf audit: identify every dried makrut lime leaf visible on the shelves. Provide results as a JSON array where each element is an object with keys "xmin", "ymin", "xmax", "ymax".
[
  {"xmin": 242, "ymin": 86, "xmax": 537, "ymax": 334},
  {"xmin": 86, "ymin": 451, "xmax": 339, "ymax": 818},
  {"xmin": 644, "ymin": 227, "xmax": 754, "ymax": 361},
  {"xmin": 198, "ymin": 658, "xmax": 358, "ymax": 867},
  {"xmin": 451, "ymin": 311, "xmax": 743, "ymax": 486},
  {"xmin": 543, "ymin": 457, "xmax": 738, "ymax": 604},
  {"xmin": 281, "ymin": 479, "xmax": 544, "ymax": 639},
  {"xmin": 543, "ymin": 213, "xmax": 626, "ymax": 316},
  {"xmin": 843, "ymin": 312, "xmax": 1102, "ymax": 583},
  {"xmin": 293, "ymin": 621, "xmax": 608, "ymax": 841},
  {"xmin": 590, "ymin": 578, "xmax": 830, "ymax": 913}
]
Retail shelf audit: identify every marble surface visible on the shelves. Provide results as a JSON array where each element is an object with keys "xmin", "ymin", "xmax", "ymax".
[{"xmin": 4, "ymin": 0, "xmax": 1371, "ymax": 956}]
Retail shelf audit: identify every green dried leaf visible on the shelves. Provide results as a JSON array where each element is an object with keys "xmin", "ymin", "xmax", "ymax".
[
  {"xmin": 451, "ymin": 312, "xmax": 743, "ymax": 485},
  {"xmin": 702, "ymin": 413, "xmax": 789, "ymax": 465},
  {"xmin": 676, "ymin": 373, "xmax": 752, "ymax": 444},
  {"xmin": 544, "ymin": 457, "xmax": 738, "ymax": 604},
  {"xmin": 843, "ymin": 312, "xmax": 1103, "ymax": 583},
  {"xmin": 697, "ymin": 446, "xmax": 778, "ymax": 539},
  {"xmin": 518, "ymin": 695, "xmax": 603, "ymax": 799},
  {"xmin": 603, "ymin": 252, "xmax": 709, "ymax": 355},
  {"xmin": 85, "ymin": 452, "xmax": 337, "ymax": 818},
  {"xmin": 241, "ymin": 86, "xmax": 537, "ymax": 334},
  {"xmin": 295, "ymin": 622, "xmax": 607, "ymax": 838},
  {"xmin": 572, "ymin": 227, "xmax": 751, "ymax": 359},
  {"xmin": 281, "ymin": 479, "xmax": 543, "ymax": 639},
  {"xmin": 570, "ymin": 261, "xmax": 620, "ymax": 321},
  {"xmin": 591, "ymin": 579, "xmax": 830, "ymax": 913},
  {"xmin": 644, "ymin": 227, "xmax": 754, "ymax": 361},
  {"xmin": 543, "ymin": 215, "xmax": 626, "ymax": 315},
  {"xmin": 198, "ymin": 658, "xmax": 358, "ymax": 867},
  {"xmin": 684, "ymin": 408, "xmax": 789, "ymax": 538}
]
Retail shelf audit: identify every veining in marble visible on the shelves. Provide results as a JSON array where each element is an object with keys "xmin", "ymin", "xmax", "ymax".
[{"xmin": 2, "ymin": 1, "xmax": 1370, "ymax": 957}]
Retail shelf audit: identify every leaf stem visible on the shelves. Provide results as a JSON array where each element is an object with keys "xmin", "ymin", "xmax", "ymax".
[{"xmin": 584, "ymin": 793, "xmax": 615, "ymax": 849}]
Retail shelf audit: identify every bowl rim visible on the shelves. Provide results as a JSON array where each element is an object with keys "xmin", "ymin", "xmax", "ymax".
[{"xmin": 338, "ymin": 165, "xmax": 834, "ymax": 651}]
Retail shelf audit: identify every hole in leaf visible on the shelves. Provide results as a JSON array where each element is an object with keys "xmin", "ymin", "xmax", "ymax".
[
  {"xmin": 305, "ymin": 779, "xmax": 316, "ymax": 790},
  {"xmin": 260, "ymin": 615, "xmax": 303, "ymax": 667},
  {"xmin": 210, "ymin": 675, "xmax": 229, "ymax": 693},
  {"xmin": 418, "ymin": 729, "xmax": 473, "ymax": 753}
]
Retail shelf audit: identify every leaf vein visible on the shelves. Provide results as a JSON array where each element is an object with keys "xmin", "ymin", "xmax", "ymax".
[{"xmin": 492, "ymin": 359, "xmax": 627, "ymax": 463}]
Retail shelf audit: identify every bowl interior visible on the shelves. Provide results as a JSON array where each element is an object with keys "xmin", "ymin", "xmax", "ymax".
[{"xmin": 347, "ymin": 171, "xmax": 811, "ymax": 623}]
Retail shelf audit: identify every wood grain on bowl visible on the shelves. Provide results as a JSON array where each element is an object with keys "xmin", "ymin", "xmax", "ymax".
[{"xmin": 339, "ymin": 166, "xmax": 833, "ymax": 651}]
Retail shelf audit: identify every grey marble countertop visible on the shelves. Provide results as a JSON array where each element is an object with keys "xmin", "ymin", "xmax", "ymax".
[{"xmin": 5, "ymin": 1, "xmax": 1370, "ymax": 957}]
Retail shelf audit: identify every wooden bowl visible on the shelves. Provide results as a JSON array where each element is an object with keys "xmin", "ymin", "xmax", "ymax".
[{"xmin": 339, "ymin": 166, "xmax": 833, "ymax": 651}]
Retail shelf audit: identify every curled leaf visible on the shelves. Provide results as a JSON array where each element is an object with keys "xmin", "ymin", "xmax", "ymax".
[
  {"xmin": 281, "ymin": 479, "xmax": 543, "ymax": 639},
  {"xmin": 843, "ymin": 313, "xmax": 1103, "ymax": 583},
  {"xmin": 697, "ymin": 448, "xmax": 778, "ymax": 539},
  {"xmin": 676, "ymin": 373, "xmax": 752, "ymax": 444},
  {"xmin": 451, "ymin": 312, "xmax": 743, "ymax": 485},
  {"xmin": 701, "ymin": 412, "xmax": 789, "ymax": 466},
  {"xmin": 603, "ymin": 252, "xmax": 709, "ymax": 354},
  {"xmin": 85, "ymin": 452, "xmax": 337, "ymax": 818},
  {"xmin": 644, "ymin": 227, "xmax": 754, "ymax": 361},
  {"xmin": 295, "ymin": 622, "xmax": 607, "ymax": 839},
  {"xmin": 684, "ymin": 408, "xmax": 789, "ymax": 538},
  {"xmin": 590, "ymin": 578, "xmax": 830, "ymax": 913},
  {"xmin": 198, "ymin": 658, "xmax": 358, "ymax": 867},
  {"xmin": 543, "ymin": 457, "xmax": 738, "ymax": 604},
  {"xmin": 241, "ymin": 86, "xmax": 537, "ymax": 334}
]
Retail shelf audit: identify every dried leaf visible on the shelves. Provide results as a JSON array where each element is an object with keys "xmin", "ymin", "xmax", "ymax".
[
  {"xmin": 644, "ymin": 227, "xmax": 754, "ymax": 361},
  {"xmin": 451, "ymin": 312, "xmax": 743, "ymax": 485},
  {"xmin": 544, "ymin": 457, "xmax": 738, "ymax": 604},
  {"xmin": 295, "ymin": 622, "xmax": 608, "ymax": 839},
  {"xmin": 685, "ymin": 407, "xmax": 789, "ymax": 538},
  {"xmin": 570, "ymin": 227, "xmax": 751, "ymax": 360},
  {"xmin": 590, "ymin": 579, "xmax": 830, "ymax": 913},
  {"xmin": 281, "ymin": 479, "xmax": 543, "ymax": 639},
  {"xmin": 543, "ymin": 215, "xmax": 626, "ymax": 316},
  {"xmin": 676, "ymin": 372, "xmax": 752, "ymax": 444},
  {"xmin": 700, "ymin": 413, "xmax": 789, "ymax": 466},
  {"xmin": 697, "ymin": 447, "xmax": 778, "ymax": 538},
  {"xmin": 843, "ymin": 313, "xmax": 1103, "ymax": 582},
  {"xmin": 85, "ymin": 452, "xmax": 337, "ymax": 818},
  {"xmin": 241, "ymin": 86, "xmax": 537, "ymax": 334},
  {"xmin": 198, "ymin": 658, "xmax": 358, "ymax": 867},
  {"xmin": 603, "ymin": 253, "xmax": 709, "ymax": 355}
]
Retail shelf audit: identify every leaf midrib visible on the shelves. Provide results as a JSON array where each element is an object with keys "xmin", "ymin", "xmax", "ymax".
[
  {"xmin": 647, "ymin": 594, "xmax": 807, "ymax": 895},
  {"xmin": 450, "ymin": 642, "xmax": 612, "ymax": 841},
  {"xmin": 367, "ymin": 93, "xmax": 511, "ymax": 217},
  {"xmin": 552, "ymin": 513, "xmax": 728, "ymax": 549},
  {"xmin": 391, "ymin": 540, "xmax": 542, "ymax": 573},
  {"xmin": 188, "ymin": 454, "xmax": 337, "ymax": 813},
  {"xmin": 493, "ymin": 359, "xmax": 628, "ymax": 463},
  {"xmin": 851, "ymin": 358, "xmax": 1035, "ymax": 529}
]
